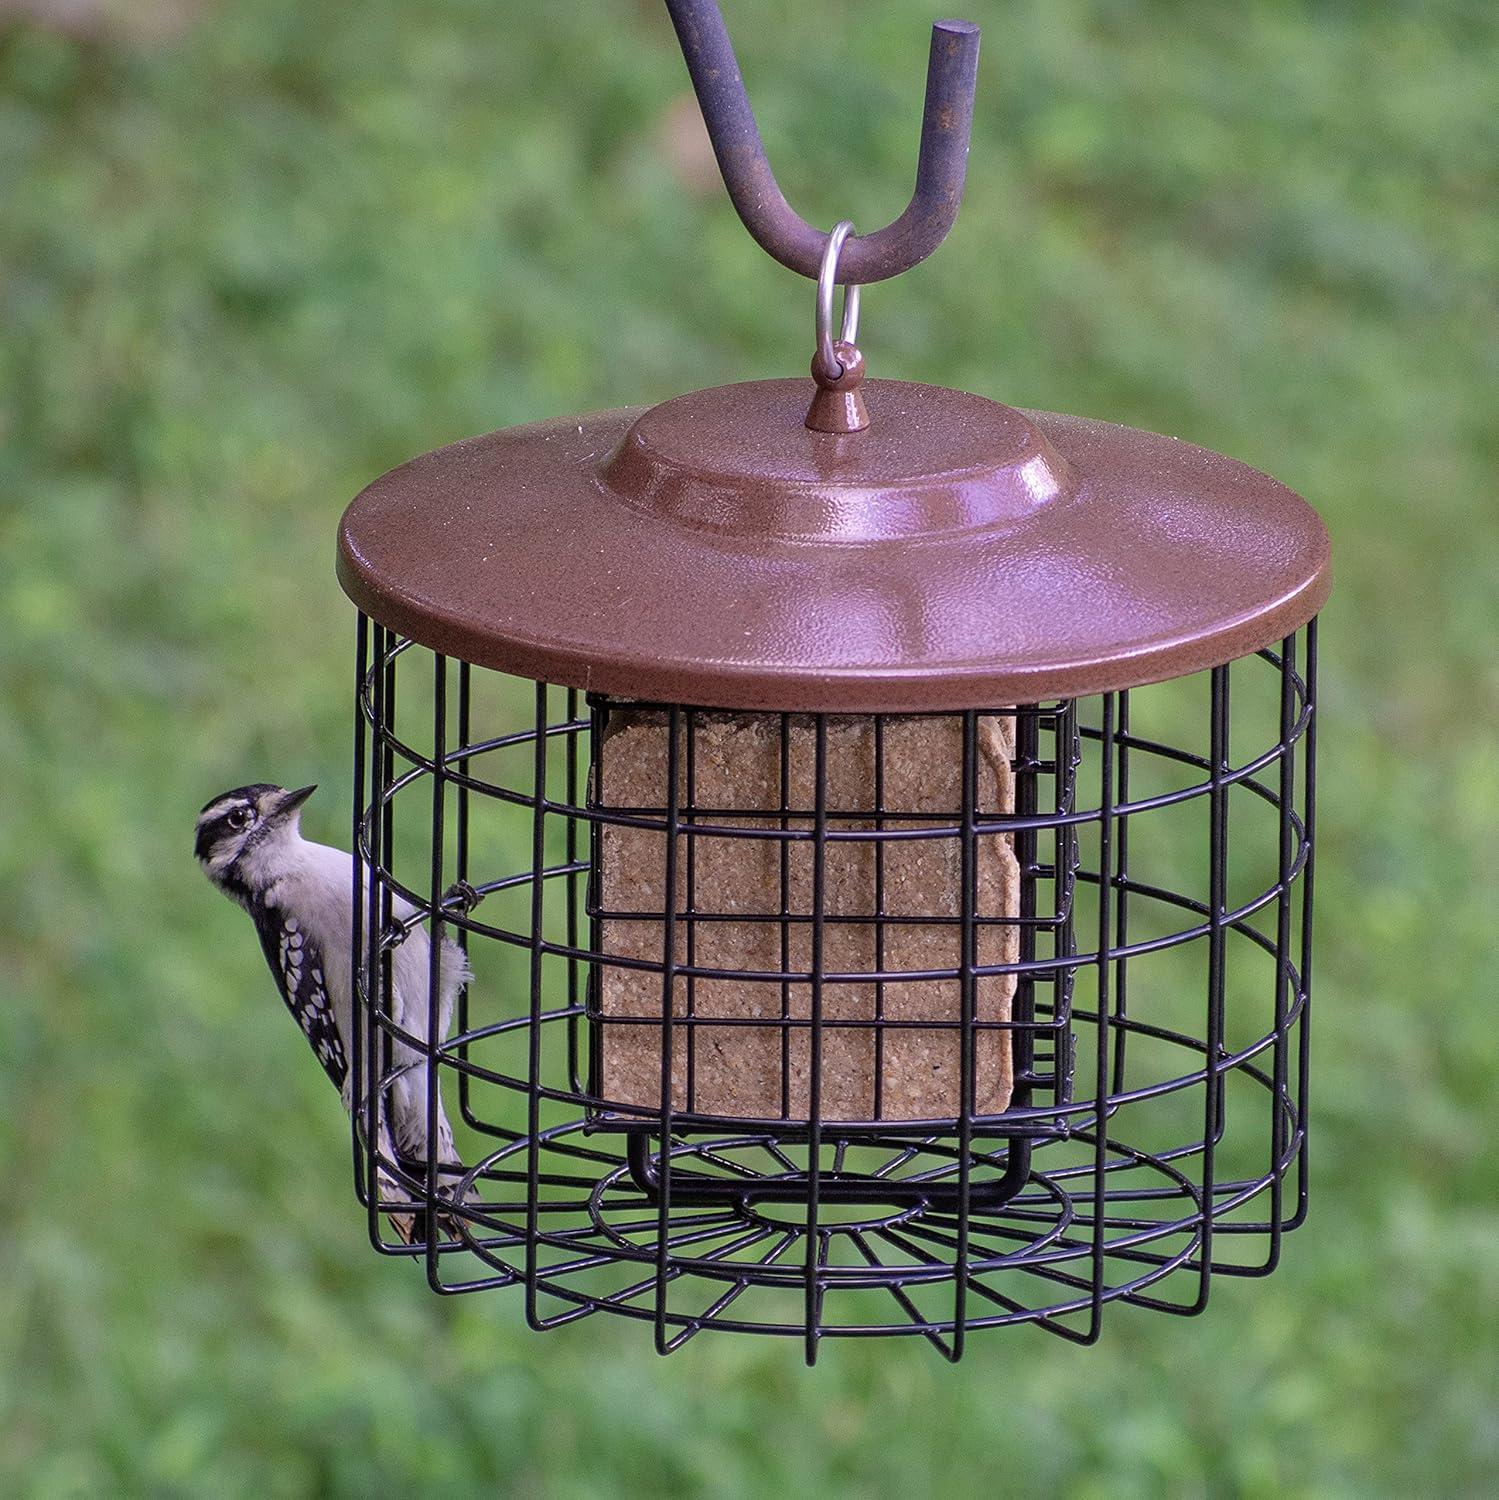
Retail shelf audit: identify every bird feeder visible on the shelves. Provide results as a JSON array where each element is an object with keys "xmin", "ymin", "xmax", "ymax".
[{"xmin": 335, "ymin": 1, "xmax": 1328, "ymax": 1361}]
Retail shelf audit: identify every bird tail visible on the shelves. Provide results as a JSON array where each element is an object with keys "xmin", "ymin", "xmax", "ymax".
[
  {"xmin": 372, "ymin": 1116, "xmax": 479, "ymax": 1247},
  {"xmin": 382, "ymin": 1077, "xmax": 481, "ymax": 1246},
  {"xmin": 386, "ymin": 1159, "xmax": 478, "ymax": 1246},
  {"xmin": 374, "ymin": 1115, "xmax": 420, "ymax": 1246}
]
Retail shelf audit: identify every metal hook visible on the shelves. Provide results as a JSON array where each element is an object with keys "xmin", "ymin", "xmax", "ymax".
[{"xmin": 662, "ymin": 0, "xmax": 980, "ymax": 286}]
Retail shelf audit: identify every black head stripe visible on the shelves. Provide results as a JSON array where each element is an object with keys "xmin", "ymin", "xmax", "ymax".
[
  {"xmin": 199, "ymin": 783, "xmax": 279, "ymax": 818},
  {"xmin": 195, "ymin": 810, "xmax": 242, "ymax": 862},
  {"xmin": 195, "ymin": 784, "xmax": 282, "ymax": 862}
]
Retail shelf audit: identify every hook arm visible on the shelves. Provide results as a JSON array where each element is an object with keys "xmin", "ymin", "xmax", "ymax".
[{"xmin": 663, "ymin": 1, "xmax": 979, "ymax": 285}]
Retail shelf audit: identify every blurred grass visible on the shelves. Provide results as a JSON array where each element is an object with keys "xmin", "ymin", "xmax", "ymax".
[{"xmin": 1, "ymin": 0, "xmax": 1497, "ymax": 1494}]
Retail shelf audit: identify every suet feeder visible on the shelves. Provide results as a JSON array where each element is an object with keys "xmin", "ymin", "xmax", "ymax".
[{"xmin": 335, "ymin": 1, "xmax": 1328, "ymax": 1359}]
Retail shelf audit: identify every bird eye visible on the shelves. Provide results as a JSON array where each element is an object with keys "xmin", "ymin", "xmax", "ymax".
[{"xmin": 227, "ymin": 806, "xmax": 253, "ymax": 831}]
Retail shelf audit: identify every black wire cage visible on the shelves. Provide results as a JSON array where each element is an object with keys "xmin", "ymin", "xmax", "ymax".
[
  {"xmin": 327, "ymin": 1, "xmax": 1330, "ymax": 1361},
  {"xmin": 345, "ymin": 610, "xmax": 1319, "ymax": 1360}
]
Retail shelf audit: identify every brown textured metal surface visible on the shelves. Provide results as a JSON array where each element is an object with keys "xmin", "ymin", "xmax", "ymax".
[{"xmin": 337, "ymin": 378, "xmax": 1330, "ymax": 711}]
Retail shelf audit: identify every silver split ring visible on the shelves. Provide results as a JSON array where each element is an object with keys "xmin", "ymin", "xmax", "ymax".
[{"xmin": 815, "ymin": 220, "xmax": 861, "ymax": 379}]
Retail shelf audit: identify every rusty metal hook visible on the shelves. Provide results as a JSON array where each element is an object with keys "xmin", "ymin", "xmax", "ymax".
[{"xmin": 663, "ymin": 0, "xmax": 980, "ymax": 285}]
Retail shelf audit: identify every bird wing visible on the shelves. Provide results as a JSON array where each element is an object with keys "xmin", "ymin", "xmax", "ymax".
[{"xmin": 249, "ymin": 901, "xmax": 349, "ymax": 1092}]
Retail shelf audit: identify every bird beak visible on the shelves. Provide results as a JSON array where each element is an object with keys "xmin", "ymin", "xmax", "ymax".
[{"xmin": 274, "ymin": 784, "xmax": 317, "ymax": 818}]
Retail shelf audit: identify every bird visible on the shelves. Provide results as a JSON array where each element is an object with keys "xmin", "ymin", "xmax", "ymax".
[{"xmin": 195, "ymin": 782, "xmax": 474, "ymax": 1245}]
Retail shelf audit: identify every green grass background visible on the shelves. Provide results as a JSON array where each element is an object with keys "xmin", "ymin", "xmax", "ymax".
[{"xmin": 2, "ymin": 1, "xmax": 1496, "ymax": 1494}]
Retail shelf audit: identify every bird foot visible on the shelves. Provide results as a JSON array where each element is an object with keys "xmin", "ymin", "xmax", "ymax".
[
  {"xmin": 379, "ymin": 881, "xmax": 483, "ymax": 951},
  {"xmin": 441, "ymin": 878, "xmax": 483, "ymax": 915}
]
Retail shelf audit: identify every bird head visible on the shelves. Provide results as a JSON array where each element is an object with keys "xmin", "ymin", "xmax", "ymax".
[{"xmin": 195, "ymin": 782, "xmax": 317, "ymax": 896}]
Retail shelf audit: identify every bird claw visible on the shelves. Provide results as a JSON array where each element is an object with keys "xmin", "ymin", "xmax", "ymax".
[
  {"xmin": 380, "ymin": 913, "xmax": 420, "ymax": 950},
  {"xmin": 441, "ymin": 878, "xmax": 483, "ymax": 915},
  {"xmin": 379, "ymin": 881, "xmax": 482, "ymax": 951}
]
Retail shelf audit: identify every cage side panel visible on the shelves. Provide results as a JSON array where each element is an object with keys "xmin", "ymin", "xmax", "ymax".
[
  {"xmin": 593, "ymin": 711, "xmax": 1018, "ymax": 1121},
  {"xmin": 345, "ymin": 623, "xmax": 1318, "ymax": 1349}
]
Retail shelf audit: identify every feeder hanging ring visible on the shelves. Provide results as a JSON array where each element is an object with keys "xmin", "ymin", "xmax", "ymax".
[
  {"xmin": 813, "ymin": 220, "xmax": 862, "ymax": 380},
  {"xmin": 806, "ymin": 219, "xmax": 870, "ymax": 433}
]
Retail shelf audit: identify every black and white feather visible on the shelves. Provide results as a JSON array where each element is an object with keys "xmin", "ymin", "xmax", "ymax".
[{"xmin": 195, "ymin": 782, "xmax": 473, "ymax": 1244}]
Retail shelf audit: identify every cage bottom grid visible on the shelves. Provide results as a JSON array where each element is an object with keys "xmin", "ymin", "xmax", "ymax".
[{"xmin": 356, "ymin": 1084, "xmax": 1303, "ymax": 1355}]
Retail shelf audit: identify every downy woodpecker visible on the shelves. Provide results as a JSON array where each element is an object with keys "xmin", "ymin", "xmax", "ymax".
[{"xmin": 195, "ymin": 782, "xmax": 473, "ymax": 1244}]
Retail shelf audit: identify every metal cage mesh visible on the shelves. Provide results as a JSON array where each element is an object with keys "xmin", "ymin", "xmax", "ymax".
[{"xmin": 350, "ymin": 614, "xmax": 1316, "ymax": 1359}]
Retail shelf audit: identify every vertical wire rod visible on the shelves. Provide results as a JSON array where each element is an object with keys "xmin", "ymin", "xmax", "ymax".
[
  {"xmin": 363, "ymin": 623, "xmax": 385, "ymax": 1246},
  {"xmin": 1086, "ymin": 692, "xmax": 1116, "ymax": 1341},
  {"xmin": 425, "ymin": 653, "xmax": 448, "ymax": 1287},
  {"xmin": 803, "ymin": 715, "xmax": 829, "ymax": 1365},
  {"xmin": 565, "ymin": 689, "xmax": 584, "ymax": 1097},
  {"xmin": 350, "ymin": 614, "xmax": 370, "ymax": 1213},
  {"xmin": 370, "ymin": 626, "xmax": 396, "ymax": 1244},
  {"xmin": 683, "ymin": 711, "xmax": 698, "ymax": 1113},
  {"xmin": 663, "ymin": 0, "xmax": 980, "ymax": 284},
  {"xmin": 871, "ymin": 714, "xmax": 886, "ymax": 1120},
  {"xmin": 523, "ymin": 683, "xmax": 549, "ymax": 1327},
  {"xmin": 1110, "ymin": 692, "xmax": 1132, "ymax": 1096},
  {"xmin": 455, "ymin": 662, "xmax": 474, "ymax": 1124},
  {"xmin": 1290, "ymin": 622, "xmax": 1318, "ymax": 1228},
  {"xmin": 777, "ymin": 712, "xmax": 792, "ymax": 1121},
  {"xmin": 654, "ymin": 707, "xmax": 685, "ymax": 1354},
  {"xmin": 1196, "ymin": 666, "xmax": 1231, "ymax": 1305},
  {"xmin": 1266, "ymin": 635, "xmax": 1298, "ymax": 1267},
  {"xmin": 951, "ymin": 710, "xmax": 979, "ymax": 1359}
]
